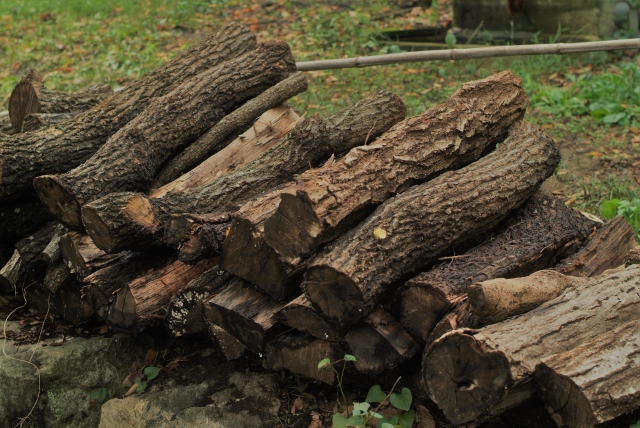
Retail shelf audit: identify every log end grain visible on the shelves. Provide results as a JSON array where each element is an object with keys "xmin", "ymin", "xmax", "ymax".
[
  {"xmin": 33, "ymin": 175, "xmax": 83, "ymax": 228},
  {"xmin": 8, "ymin": 69, "xmax": 42, "ymax": 132}
]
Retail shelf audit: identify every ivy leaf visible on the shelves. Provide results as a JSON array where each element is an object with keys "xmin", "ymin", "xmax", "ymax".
[
  {"xmin": 365, "ymin": 385, "xmax": 386, "ymax": 403},
  {"xmin": 377, "ymin": 416, "xmax": 399, "ymax": 428},
  {"xmin": 390, "ymin": 388, "xmax": 412, "ymax": 411},
  {"xmin": 332, "ymin": 413, "xmax": 364, "ymax": 428},
  {"xmin": 398, "ymin": 410, "xmax": 415, "ymax": 428},
  {"xmin": 318, "ymin": 358, "xmax": 331, "ymax": 370},
  {"xmin": 343, "ymin": 354, "xmax": 356, "ymax": 362},
  {"xmin": 144, "ymin": 366, "xmax": 161, "ymax": 380},
  {"xmin": 134, "ymin": 378, "xmax": 147, "ymax": 393},
  {"xmin": 352, "ymin": 402, "xmax": 370, "ymax": 416}
]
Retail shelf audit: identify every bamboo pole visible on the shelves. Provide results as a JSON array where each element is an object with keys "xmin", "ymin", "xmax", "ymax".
[{"xmin": 296, "ymin": 39, "xmax": 640, "ymax": 71}]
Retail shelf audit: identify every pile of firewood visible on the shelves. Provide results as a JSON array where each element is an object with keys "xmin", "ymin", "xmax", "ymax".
[{"xmin": 1, "ymin": 22, "xmax": 639, "ymax": 427}]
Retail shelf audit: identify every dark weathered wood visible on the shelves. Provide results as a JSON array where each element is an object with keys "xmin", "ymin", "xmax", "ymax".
[
  {"xmin": 0, "ymin": 197, "xmax": 53, "ymax": 262},
  {"xmin": 387, "ymin": 191, "xmax": 592, "ymax": 342},
  {"xmin": 278, "ymin": 294, "xmax": 342, "ymax": 341},
  {"xmin": 555, "ymin": 215, "xmax": 636, "ymax": 277},
  {"xmin": 43, "ymin": 257, "xmax": 74, "ymax": 294},
  {"xmin": 627, "ymin": 246, "xmax": 640, "ymax": 266},
  {"xmin": 208, "ymin": 323, "xmax": 247, "ymax": 360},
  {"xmin": 303, "ymin": 121, "xmax": 560, "ymax": 328},
  {"xmin": 152, "ymin": 72, "xmax": 308, "ymax": 187},
  {"xmin": 422, "ymin": 265, "xmax": 640, "ymax": 425},
  {"xmin": 21, "ymin": 112, "xmax": 80, "ymax": 132},
  {"xmin": 26, "ymin": 280, "xmax": 93, "ymax": 324},
  {"xmin": 0, "ymin": 22, "xmax": 257, "ymax": 201},
  {"xmin": 59, "ymin": 231, "xmax": 125, "ymax": 279},
  {"xmin": 535, "ymin": 319, "xmax": 640, "ymax": 428},
  {"xmin": 203, "ymin": 278, "xmax": 288, "ymax": 354},
  {"xmin": 40, "ymin": 224, "xmax": 68, "ymax": 264},
  {"xmin": 35, "ymin": 41, "xmax": 297, "ymax": 228},
  {"xmin": 165, "ymin": 267, "xmax": 233, "ymax": 336},
  {"xmin": 177, "ymin": 220, "xmax": 232, "ymax": 264},
  {"xmin": 0, "ymin": 250, "xmax": 27, "ymax": 294},
  {"xmin": 15, "ymin": 221, "xmax": 57, "ymax": 270}
]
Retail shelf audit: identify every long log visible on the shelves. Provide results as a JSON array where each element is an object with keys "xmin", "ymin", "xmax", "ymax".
[
  {"xmin": 387, "ymin": 191, "xmax": 592, "ymax": 342},
  {"xmin": 278, "ymin": 294, "xmax": 342, "ymax": 341},
  {"xmin": 59, "ymin": 231, "xmax": 125, "ymax": 279},
  {"xmin": 421, "ymin": 265, "xmax": 640, "ymax": 425},
  {"xmin": 43, "ymin": 258, "xmax": 74, "ymax": 294},
  {"xmin": 303, "ymin": 121, "xmax": 560, "ymax": 328},
  {"xmin": 21, "ymin": 112, "xmax": 80, "ymax": 132},
  {"xmin": 0, "ymin": 22, "xmax": 256, "ymax": 201},
  {"xmin": 8, "ymin": 69, "xmax": 112, "ymax": 132},
  {"xmin": 0, "ymin": 250, "xmax": 27, "ymax": 294},
  {"xmin": 35, "ymin": 41, "xmax": 297, "ymax": 228},
  {"xmin": 535, "ymin": 319, "xmax": 640, "ymax": 428}
]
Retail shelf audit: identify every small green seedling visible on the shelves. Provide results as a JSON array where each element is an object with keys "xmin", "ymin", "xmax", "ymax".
[
  {"xmin": 135, "ymin": 366, "xmax": 161, "ymax": 393},
  {"xmin": 89, "ymin": 388, "xmax": 107, "ymax": 408}
]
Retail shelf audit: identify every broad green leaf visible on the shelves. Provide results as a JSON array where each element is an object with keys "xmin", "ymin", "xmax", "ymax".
[
  {"xmin": 377, "ymin": 416, "xmax": 399, "ymax": 428},
  {"xmin": 318, "ymin": 358, "xmax": 331, "ymax": 370},
  {"xmin": 365, "ymin": 385, "xmax": 386, "ymax": 403},
  {"xmin": 398, "ymin": 410, "xmax": 415, "ymax": 428},
  {"xmin": 144, "ymin": 366, "xmax": 161, "ymax": 380},
  {"xmin": 344, "ymin": 354, "xmax": 356, "ymax": 362},
  {"xmin": 135, "ymin": 379, "xmax": 147, "ymax": 393},
  {"xmin": 601, "ymin": 199, "xmax": 621, "ymax": 220},
  {"xmin": 603, "ymin": 112, "xmax": 627, "ymax": 124},
  {"xmin": 90, "ymin": 389, "xmax": 101, "ymax": 399},
  {"xmin": 380, "ymin": 423, "xmax": 395, "ymax": 428},
  {"xmin": 390, "ymin": 388, "xmax": 412, "ymax": 411},
  {"xmin": 352, "ymin": 402, "xmax": 370, "ymax": 416},
  {"xmin": 97, "ymin": 388, "xmax": 106, "ymax": 403},
  {"xmin": 332, "ymin": 413, "xmax": 365, "ymax": 428}
]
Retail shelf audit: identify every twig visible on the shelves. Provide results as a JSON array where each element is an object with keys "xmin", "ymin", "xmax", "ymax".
[{"xmin": 438, "ymin": 255, "xmax": 470, "ymax": 261}]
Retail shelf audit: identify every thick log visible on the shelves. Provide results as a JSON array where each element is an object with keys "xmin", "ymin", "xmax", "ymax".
[
  {"xmin": 422, "ymin": 265, "xmax": 640, "ymax": 425},
  {"xmin": 152, "ymin": 72, "xmax": 308, "ymax": 186},
  {"xmin": 8, "ymin": 69, "xmax": 112, "ymax": 132},
  {"xmin": 264, "ymin": 333, "xmax": 342, "ymax": 384},
  {"xmin": 535, "ymin": 319, "xmax": 640, "ymax": 428},
  {"xmin": 40, "ymin": 224, "xmax": 68, "ymax": 264},
  {"xmin": 555, "ymin": 215, "xmax": 637, "ymax": 277},
  {"xmin": 0, "ymin": 22, "xmax": 256, "ymax": 201},
  {"xmin": 59, "ymin": 231, "xmax": 124, "ymax": 279},
  {"xmin": 43, "ymin": 258, "xmax": 74, "ymax": 294},
  {"xmin": 35, "ymin": 41, "xmax": 297, "ymax": 228},
  {"xmin": 262, "ymin": 71, "xmax": 528, "ymax": 280},
  {"xmin": 343, "ymin": 306, "xmax": 418, "ymax": 376},
  {"xmin": 103, "ymin": 257, "xmax": 217, "ymax": 331},
  {"xmin": 15, "ymin": 221, "xmax": 57, "ymax": 270},
  {"xmin": 278, "ymin": 294, "xmax": 342, "ymax": 341},
  {"xmin": 387, "ymin": 191, "xmax": 592, "ymax": 342},
  {"xmin": 0, "ymin": 250, "xmax": 27, "ymax": 294},
  {"xmin": 21, "ymin": 112, "xmax": 80, "ymax": 132},
  {"xmin": 303, "ymin": 121, "xmax": 560, "ymax": 328},
  {"xmin": 165, "ymin": 267, "xmax": 233, "ymax": 336},
  {"xmin": 203, "ymin": 278, "xmax": 288, "ymax": 354}
]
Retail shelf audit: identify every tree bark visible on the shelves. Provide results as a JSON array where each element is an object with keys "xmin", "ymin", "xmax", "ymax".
[
  {"xmin": 262, "ymin": 71, "xmax": 527, "ymax": 272},
  {"xmin": 175, "ymin": 219, "xmax": 232, "ymax": 264},
  {"xmin": 421, "ymin": 265, "xmax": 640, "ymax": 425},
  {"xmin": 627, "ymin": 246, "xmax": 640, "ymax": 266},
  {"xmin": 41, "ymin": 224, "xmax": 67, "ymax": 264},
  {"xmin": 43, "ymin": 257, "xmax": 74, "ymax": 294},
  {"xmin": 15, "ymin": 221, "xmax": 57, "ymax": 270},
  {"xmin": 8, "ymin": 69, "xmax": 113, "ymax": 132},
  {"xmin": 59, "ymin": 231, "xmax": 127, "ymax": 280},
  {"xmin": 387, "ymin": 191, "xmax": 592, "ymax": 342},
  {"xmin": 21, "ymin": 112, "xmax": 80, "ymax": 132},
  {"xmin": 535, "ymin": 319, "xmax": 640, "ymax": 428},
  {"xmin": 0, "ymin": 250, "xmax": 26, "ymax": 294},
  {"xmin": 303, "ymin": 121, "xmax": 560, "ymax": 328},
  {"xmin": 278, "ymin": 294, "xmax": 342, "ymax": 342},
  {"xmin": 0, "ymin": 22, "xmax": 256, "ymax": 201},
  {"xmin": 35, "ymin": 41, "xmax": 297, "ymax": 228},
  {"xmin": 152, "ymin": 72, "xmax": 308, "ymax": 187}
]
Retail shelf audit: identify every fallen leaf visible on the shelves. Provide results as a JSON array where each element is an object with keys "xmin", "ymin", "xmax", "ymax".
[
  {"xmin": 145, "ymin": 349, "xmax": 158, "ymax": 364},
  {"xmin": 291, "ymin": 397, "xmax": 304, "ymax": 414},
  {"xmin": 124, "ymin": 383, "xmax": 138, "ymax": 397},
  {"xmin": 309, "ymin": 411, "xmax": 322, "ymax": 428}
]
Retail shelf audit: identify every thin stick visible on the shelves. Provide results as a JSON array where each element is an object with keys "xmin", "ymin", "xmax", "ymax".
[
  {"xmin": 296, "ymin": 39, "xmax": 640, "ymax": 71},
  {"xmin": 438, "ymin": 255, "xmax": 471, "ymax": 261}
]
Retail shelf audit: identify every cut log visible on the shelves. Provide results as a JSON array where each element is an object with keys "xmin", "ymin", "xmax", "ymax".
[
  {"xmin": 175, "ymin": 218, "xmax": 232, "ymax": 264},
  {"xmin": 0, "ymin": 197, "xmax": 53, "ymax": 261},
  {"xmin": 59, "ymin": 231, "xmax": 124, "ymax": 279},
  {"xmin": 26, "ymin": 280, "xmax": 93, "ymax": 324},
  {"xmin": 278, "ymin": 294, "xmax": 342, "ymax": 341},
  {"xmin": 262, "ymin": 71, "xmax": 528, "ymax": 282},
  {"xmin": 208, "ymin": 324, "xmax": 247, "ymax": 360},
  {"xmin": 43, "ymin": 258, "xmax": 74, "ymax": 294},
  {"xmin": 0, "ymin": 22, "xmax": 256, "ymax": 201},
  {"xmin": 422, "ymin": 265, "xmax": 640, "ymax": 425},
  {"xmin": 0, "ymin": 250, "xmax": 27, "ymax": 294},
  {"xmin": 34, "ymin": 41, "xmax": 297, "ymax": 228},
  {"xmin": 627, "ymin": 246, "xmax": 640, "ymax": 266},
  {"xmin": 264, "ymin": 333, "xmax": 342, "ymax": 384},
  {"xmin": 535, "ymin": 319, "xmax": 640, "ymax": 428},
  {"xmin": 555, "ymin": 215, "xmax": 637, "ymax": 277},
  {"xmin": 40, "ymin": 224, "xmax": 68, "ymax": 264},
  {"xmin": 21, "ymin": 112, "xmax": 80, "ymax": 132},
  {"xmin": 8, "ymin": 69, "xmax": 112, "ymax": 132},
  {"xmin": 387, "ymin": 191, "xmax": 592, "ymax": 342},
  {"xmin": 102, "ymin": 257, "xmax": 217, "ymax": 331},
  {"xmin": 202, "ymin": 278, "xmax": 289, "ymax": 354},
  {"xmin": 303, "ymin": 121, "xmax": 560, "ymax": 328},
  {"xmin": 343, "ymin": 306, "xmax": 418, "ymax": 376},
  {"xmin": 152, "ymin": 71, "xmax": 308, "ymax": 187},
  {"xmin": 165, "ymin": 267, "xmax": 233, "ymax": 336},
  {"xmin": 15, "ymin": 221, "xmax": 57, "ymax": 270}
]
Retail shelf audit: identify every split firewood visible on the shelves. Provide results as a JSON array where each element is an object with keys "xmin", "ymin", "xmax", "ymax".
[
  {"xmin": 555, "ymin": 215, "xmax": 637, "ymax": 277},
  {"xmin": 34, "ymin": 41, "xmax": 297, "ymax": 228},
  {"xmin": 152, "ymin": 71, "xmax": 308, "ymax": 186},
  {"xmin": 278, "ymin": 294, "xmax": 342, "ymax": 341},
  {"xmin": 59, "ymin": 231, "xmax": 125, "ymax": 279},
  {"xmin": 203, "ymin": 278, "xmax": 289, "ymax": 353},
  {"xmin": 0, "ymin": 22, "xmax": 256, "ymax": 201},
  {"xmin": 303, "ymin": 121, "xmax": 560, "ymax": 328},
  {"xmin": 422, "ymin": 265, "xmax": 640, "ymax": 425},
  {"xmin": 21, "ymin": 112, "xmax": 80, "ymax": 132},
  {"xmin": 102, "ymin": 257, "xmax": 217, "ymax": 331},
  {"xmin": 15, "ymin": 221, "xmax": 57, "ymax": 270},
  {"xmin": 0, "ymin": 250, "xmax": 27, "ymax": 294},
  {"xmin": 0, "ymin": 197, "xmax": 53, "ymax": 261},
  {"xmin": 535, "ymin": 319, "xmax": 640, "ymax": 428},
  {"xmin": 8, "ymin": 69, "xmax": 113, "ymax": 132},
  {"xmin": 258, "ymin": 71, "xmax": 528, "ymax": 296},
  {"xmin": 170, "ymin": 214, "xmax": 232, "ymax": 264},
  {"xmin": 165, "ymin": 267, "xmax": 233, "ymax": 336},
  {"xmin": 627, "ymin": 246, "xmax": 640, "ymax": 265},
  {"xmin": 40, "ymin": 224, "xmax": 68, "ymax": 264},
  {"xmin": 208, "ymin": 323, "xmax": 247, "ymax": 360},
  {"xmin": 43, "ymin": 258, "xmax": 74, "ymax": 294},
  {"xmin": 386, "ymin": 191, "xmax": 592, "ymax": 342},
  {"xmin": 26, "ymin": 281, "xmax": 93, "ymax": 324}
]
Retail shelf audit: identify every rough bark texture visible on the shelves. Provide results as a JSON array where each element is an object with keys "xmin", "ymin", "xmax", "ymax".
[
  {"xmin": 14, "ymin": 221, "xmax": 57, "ymax": 270},
  {"xmin": 627, "ymin": 246, "xmax": 640, "ymax": 266},
  {"xmin": 422, "ymin": 265, "xmax": 640, "ymax": 425},
  {"xmin": 59, "ymin": 231, "xmax": 106, "ymax": 278},
  {"xmin": 535, "ymin": 319, "xmax": 640, "ymax": 428},
  {"xmin": 35, "ymin": 41, "xmax": 297, "ymax": 228},
  {"xmin": 0, "ymin": 250, "xmax": 26, "ymax": 294},
  {"xmin": 263, "ymin": 71, "xmax": 527, "ymax": 272},
  {"xmin": 21, "ymin": 112, "xmax": 80, "ymax": 132},
  {"xmin": 0, "ymin": 22, "xmax": 257, "ymax": 201},
  {"xmin": 40, "ymin": 224, "xmax": 68, "ymax": 264},
  {"xmin": 278, "ymin": 294, "xmax": 342, "ymax": 341},
  {"xmin": 176, "ymin": 220, "xmax": 232, "ymax": 264},
  {"xmin": 43, "ymin": 257, "xmax": 74, "ymax": 294},
  {"xmin": 304, "ymin": 121, "xmax": 560, "ymax": 328},
  {"xmin": 152, "ymin": 72, "xmax": 308, "ymax": 186},
  {"xmin": 555, "ymin": 215, "xmax": 637, "ymax": 277},
  {"xmin": 387, "ymin": 191, "xmax": 592, "ymax": 342}
]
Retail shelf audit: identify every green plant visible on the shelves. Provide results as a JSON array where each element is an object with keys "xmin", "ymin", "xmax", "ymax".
[
  {"xmin": 601, "ymin": 198, "xmax": 640, "ymax": 238},
  {"xmin": 630, "ymin": 420, "xmax": 640, "ymax": 428},
  {"xmin": 134, "ymin": 366, "xmax": 161, "ymax": 393},
  {"xmin": 318, "ymin": 353, "xmax": 356, "ymax": 407},
  {"xmin": 46, "ymin": 390, "xmax": 63, "ymax": 421},
  {"xmin": 90, "ymin": 387, "xmax": 107, "ymax": 408}
]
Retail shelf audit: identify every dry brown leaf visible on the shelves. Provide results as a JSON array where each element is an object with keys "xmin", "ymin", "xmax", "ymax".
[
  {"xmin": 145, "ymin": 349, "xmax": 158, "ymax": 364},
  {"xmin": 124, "ymin": 383, "xmax": 138, "ymax": 397},
  {"xmin": 308, "ymin": 411, "xmax": 322, "ymax": 428},
  {"xmin": 291, "ymin": 397, "xmax": 304, "ymax": 414}
]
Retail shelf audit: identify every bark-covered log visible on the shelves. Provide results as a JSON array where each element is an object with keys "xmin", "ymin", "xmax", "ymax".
[
  {"xmin": 59, "ymin": 231, "xmax": 125, "ymax": 279},
  {"xmin": 40, "ymin": 224, "xmax": 68, "ymax": 264},
  {"xmin": 21, "ymin": 112, "xmax": 80, "ymax": 132},
  {"xmin": 165, "ymin": 267, "xmax": 233, "ymax": 336},
  {"xmin": 8, "ymin": 69, "xmax": 112, "ymax": 132},
  {"xmin": 264, "ymin": 333, "xmax": 342, "ymax": 384},
  {"xmin": 343, "ymin": 306, "xmax": 418, "ymax": 376},
  {"xmin": 26, "ymin": 280, "xmax": 94, "ymax": 324},
  {"xmin": 35, "ymin": 41, "xmax": 297, "ymax": 228},
  {"xmin": 387, "ymin": 192, "xmax": 592, "ymax": 342},
  {"xmin": 278, "ymin": 294, "xmax": 342, "ymax": 341},
  {"xmin": 102, "ymin": 257, "xmax": 216, "ymax": 331},
  {"xmin": 535, "ymin": 319, "xmax": 640, "ymax": 428},
  {"xmin": 203, "ymin": 278, "xmax": 289, "ymax": 353},
  {"xmin": 43, "ymin": 258, "xmax": 74, "ymax": 294},
  {"xmin": 0, "ymin": 250, "xmax": 26, "ymax": 294},
  {"xmin": 422, "ymin": 265, "xmax": 640, "ymax": 425},
  {"xmin": 176, "ymin": 219, "xmax": 232, "ymax": 264},
  {"xmin": 152, "ymin": 72, "xmax": 308, "ymax": 187},
  {"xmin": 555, "ymin": 215, "xmax": 636, "ymax": 277},
  {"xmin": 263, "ymin": 71, "xmax": 527, "ymax": 280},
  {"xmin": 627, "ymin": 246, "xmax": 640, "ymax": 266},
  {"xmin": 0, "ymin": 22, "xmax": 256, "ymax": 201},
  {"xmin": 15, "ymin": 221, "xmax": 57, "ymax": 270},
  {"xmin": 0, "ymin": 197, "xmax": 53, "ymax": 262},
  {"xmin": 303, "ymin": 121, "xmax": 560, "ymax": 328}
]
